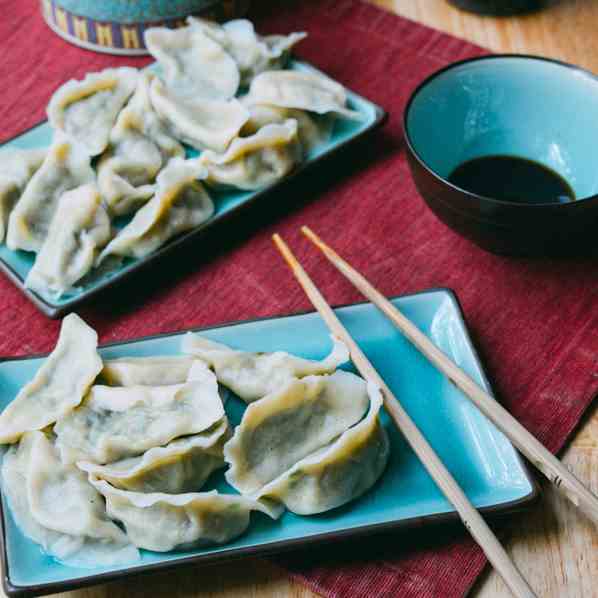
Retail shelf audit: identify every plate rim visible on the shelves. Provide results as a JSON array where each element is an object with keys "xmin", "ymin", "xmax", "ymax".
[
  {"xmin": 0, "ymin": 287, "xmax": 538, "ymax": 597},
  {"xmin": 0, "ymin": 61, "xmax": 387, "ymax": 319}
]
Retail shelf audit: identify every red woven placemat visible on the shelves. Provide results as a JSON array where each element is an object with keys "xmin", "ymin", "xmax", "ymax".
[{"xmin": 1, "ymin": 1, "xmax": 597, "ymax": 597}]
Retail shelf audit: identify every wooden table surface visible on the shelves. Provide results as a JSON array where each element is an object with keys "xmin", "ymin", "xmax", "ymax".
[{"xmin": 4, "ymin": 2, "xmax": 597, "ymax": 598}]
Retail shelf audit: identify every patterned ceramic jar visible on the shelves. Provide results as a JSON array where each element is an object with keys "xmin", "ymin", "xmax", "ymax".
[{"xmin": 40, "ymin": 0, "xmax": 250, "ymax": 55}]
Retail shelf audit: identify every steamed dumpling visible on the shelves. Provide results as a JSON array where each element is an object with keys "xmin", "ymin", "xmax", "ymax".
[
  {"xmin": 188, "ymin": 17, "xmax": 306, "ymax": 86},
  {"xmin": 149, "ymin": 77, "xmax": 248, "ymax": 152},
  {"xmin": 6, "ymin": 139, "xmax": 95, "ymax": 252},
  {"xmin": 0, "ymin": 314, "xmax": 102, "ymax": 444},
  {"xmin": 47, "ymin": 67, "xmax": 139, "ymax": 156},
  {"xmin": 224, "ymin": 370, "xmax": 371, "ymax": 494},
  {"xmin": 245, "ymin": 70, "xmax": 361, "ymax": 120},
  {"xmin": 90, "ymin": 478, "xmax": 282, "ymax": 551},
  {"xmin": 145, "ymin": 25, "xmax": 239, "ymax": 100},
  {"xmin": 1, "ymin": 431, "xmax": 139, "ymax": 567},
  {"xmin": 255, "ymin": 383, "xmax": 389, "ymax": 514},
  {"xmin": 182, "ymin": 333, "xmax": 349, "ymax": 403},
  {"xmin": 98, "ymin": 72, "xmax": 184, "ymax": 216},
  {"xmin": 77, "ymin": 418, "xmax": 228, "ymax": 493},
  {"xmin": 198, "ymin": 119, "xmax": 302, "ymax": 190},
  {"xmin": 25, "ymin": 184, "xmax": 111, "ymax": 297},
  {"xmin": 97, "ymin": 158, "xmax": 214, "ymax": 263},
  {"xmin": 0, "ymin": 148, "xmax": 47, "ymax": 242},
  {"xmin": 240, "ymin": 101, "xmax": 334, "ymax": 155},
  {"xmin": 54, "ymin": 361, "xmax": 225, "ymax": 464},
  {"xmin": 102, "ymin": 355, "xmax": 196, "ymax": 386}
]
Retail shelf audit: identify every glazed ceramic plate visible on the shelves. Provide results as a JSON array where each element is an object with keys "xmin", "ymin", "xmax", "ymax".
[
  {"xmin": 0, "ymin": 289, "xmax": 536, "ymax": 597},
  {"xmin": 0, "ymin": 60, "xmax": 385, "ymax": 318}
]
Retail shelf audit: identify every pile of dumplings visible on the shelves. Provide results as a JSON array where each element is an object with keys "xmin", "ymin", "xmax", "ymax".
[
  {"xmin": 0, "ymin": 314, "xmax": 389, "ymax": 567},
  {"xmin": 0, "ymin": 18, "xmax": 361, "ymax": 299}
]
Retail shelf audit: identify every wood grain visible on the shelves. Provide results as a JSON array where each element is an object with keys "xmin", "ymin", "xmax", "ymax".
[
  {"xmin": 2, "ymin": 2, "xmax": 596, "ymax": 598},
  {"xmin": 370, "ymin": 0, "xmax": 598, "ymax": 73}
]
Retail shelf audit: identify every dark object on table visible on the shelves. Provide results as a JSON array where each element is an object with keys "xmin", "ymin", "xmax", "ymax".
[
  {"xmin": 403, "ymin": 54, "xmax": 598, "ymax": 257},
  {"xmin": 448, "ymin": 0, "xmax": 548, "ymax": 16}
]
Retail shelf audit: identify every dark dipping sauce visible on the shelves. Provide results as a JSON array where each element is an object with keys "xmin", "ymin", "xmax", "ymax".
[{"xmin": 448, "ymin": 155, "xmax": 575, "ymax": 205}]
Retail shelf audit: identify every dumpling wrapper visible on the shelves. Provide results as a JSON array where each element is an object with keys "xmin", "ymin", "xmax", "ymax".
[
  {"xmin": 245, "ymin": 70, "xmax": 362, "ymax": 120},
  {"xmin": 149, "ymin": 77, "xmax": 248, "ymax": 153},
  {"xmin": 1, "ymin": 431, "xmax": 139, "ymax": 567},
  {"xmin": 224, "ymin": 370, "xmax": 371, "ymax": 494},
  {"xmin": 90, "ymin": 477, "xmax": 281, "ymax": 552},
  {"xmin": 25, "ymin": 184, "xmax": 111, "ymax": 298},
  {"xmin": 102, "ymin": 355, "xmax": 196, "ymax": 386},
  {"xmin": 255, "ymin": 383, "xmax": 389, "ymax": 514},
  {"xmin": 47, "ymin": 67, "xmax": 139, "ymax": 156},
  {"xmin": 181, "ymin": 332, "xmax": 349, "ymax": 403},
  {"xmin": 188, "ymin": 17, "xmax": 306, "ymax": 86},
  {"xmin": 198, "ymin": 119, "xmax": 302, "ymax": 191},
  {"xmin": 145, "ymin": 25, "xmax": 239, "ymax": 100},
  {"xmin": 0, "ymin": 314, "xmax": 102, "ymax": 444},
  {"xmin": 98, "ymin": 72, "xmax": 184, "ymax": 216},
  {"xmin": 0, "ymin": 148, "xmax": 47, "ymax": 242},
  {"xmin": 54, "ymin": 361, "xmax": 225, "ymax": 464},
  {"xmin": 77, "ymin": 418, "xmax": 228, "ymax": 493},
  {"xmin": 6, "ymin": 139, "xmax": 95, "ymax": 252},
  {"xmin": 97, "ymin": 157, "xmax": 213, "ymax": 263},
  {"xmin": 240, "ymin": 101, "xmax": 334, "ymax": 155}
]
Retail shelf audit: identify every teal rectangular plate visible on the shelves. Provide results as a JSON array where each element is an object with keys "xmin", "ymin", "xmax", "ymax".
[
  {"xmin": 0, "ymin": 60, "xmax": 386, "ymax": 318},
  {"xmin": 0, "ymin": 289, "xmax": 536, "ymax": 597}
]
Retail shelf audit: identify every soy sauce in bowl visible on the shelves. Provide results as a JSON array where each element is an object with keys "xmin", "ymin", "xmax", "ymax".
[{"xmin": 448, "ymin": 155, "xmax": 575, "ymax": 205}]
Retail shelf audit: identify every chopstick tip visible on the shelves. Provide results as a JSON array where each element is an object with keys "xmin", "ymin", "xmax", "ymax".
[
  {"xmin": 271, "ymin": 233, "xmax": 297, "ymax": 268},
  {"xmin": 301, "ymin": 225, "xmax": 316, "ymax": 240},
  {"xmin": 301, "ymin": 225, "xmax": 328, "ymax": 253}
]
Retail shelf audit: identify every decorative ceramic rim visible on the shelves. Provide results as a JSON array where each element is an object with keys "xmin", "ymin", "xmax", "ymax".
[
  {"xmin": 403, "ymin": 54, "xmax": 598, "ymax": 208},
  {"xmin": 40, "ymin": 0, "xmax": 232, "ymax": 55},
  {"xmin": 0, "ymin": 288, "xmax": 538, "ymax": 598}
]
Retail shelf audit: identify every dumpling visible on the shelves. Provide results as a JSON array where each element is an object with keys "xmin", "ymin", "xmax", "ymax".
[
  {"xmin": 181, "ymin": 333, "xmax": 349, "ymax": 403},
  {"xmin": 90, "ymin": 478, "xmax": 281, "ymax": 552},
  {"xmin": 98, "ymin": 72, "xmax": 184, "ymax": 216},
  {"xmin": 25, "ymin": 184, "xmax": 111, "ymax": 297},
  {"xmin": 102, "ymin": 355, "xmax": 196, "ymax": 386},
  {"xmin": 54, "ymin": 361, "xmax": 225, "ymax": 464},
  {"xmin": 149, "ymin": 77, "xmax": 248, "ymax": 152},
  {"xmin": 47, "ymin": 67, "xmax": 139, "ymax": 156},
  {"xmin": 255, "ymin": 383, "xmax": 389, "ymax": 514},
  {"xmin": 0, "ymin": 148, "xmax": 46, "ymax": 242},
  {"xmin": 240, "ymin": 101, "xmax": 334, "ymax": 155},
  {"xmin": 245, "ymin": 70, "xmax": 361, "ymax": 120},
  {"xmin": 198, "ymin": 120, "xmax": 301, "ymax": 190},
  {"xmin": 0, "ymin": 314, "xmax": 102, "ymax": 444},
  {"xmin": 1, "ymin": 431, "xmax": 139, "ymax": 567},
  {"xmin": 188, "ymin": 17, "xmax": 306, "ymax": 86},
  {"xmin": 224, "ymin": 370, "xmax": 370, "ymax": 494},
  {"xmin": 97, "ymin": 158, "xmax": 213, "ymax": 263},
  {"xmin": 6, "ymin": 139, "xmax": 94, "ymax": 252},
  {"xmin": 145, "ymin": 25, "xmax": 239, "ymax": 100},
  {"xmin": 77, "ymin": 418, "xmax": 228, "ymax": 493}
]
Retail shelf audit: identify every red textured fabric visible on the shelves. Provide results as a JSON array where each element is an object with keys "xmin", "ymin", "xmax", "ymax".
[{"xmin": 1, "ymin": 1, "xmax": 597, "ymax": 597}]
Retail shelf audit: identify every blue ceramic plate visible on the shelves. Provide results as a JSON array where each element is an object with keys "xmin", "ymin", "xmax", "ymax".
[
  {"xmin": 0, "ymin": 60, "xmax": 385, "ymax": 318},
  {"xmin": 0, "ymin": 289, "xmax": 536, "ymax": 597}
]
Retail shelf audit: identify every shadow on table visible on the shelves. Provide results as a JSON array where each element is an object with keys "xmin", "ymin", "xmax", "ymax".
[{"xmin": 87, "ymin": 127, "xmax": 400, "ymax": 319}]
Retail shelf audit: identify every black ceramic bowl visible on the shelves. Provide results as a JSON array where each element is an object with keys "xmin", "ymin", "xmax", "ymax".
[{"xmin": 403, "ymin": 55, "xmax": 598, "ymax": 256}]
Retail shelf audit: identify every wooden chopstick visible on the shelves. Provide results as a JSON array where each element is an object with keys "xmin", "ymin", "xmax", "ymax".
[
  {"xmin": 272, "ymin": 233, "xmax": 536, "ymax": 598},
  {"xmin": 300, "ymin": 225, "xmax": 598, "ymax": 525}
]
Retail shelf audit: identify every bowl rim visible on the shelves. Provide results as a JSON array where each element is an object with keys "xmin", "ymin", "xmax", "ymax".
[{"xmin": 402, "ymin": 53, "xmax": 598, "ymax": 208}]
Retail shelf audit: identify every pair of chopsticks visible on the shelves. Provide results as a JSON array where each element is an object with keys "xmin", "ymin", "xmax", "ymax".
[{"xmin": 272, "ymin": 227, "xmax": 598, "ymax": 598}]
